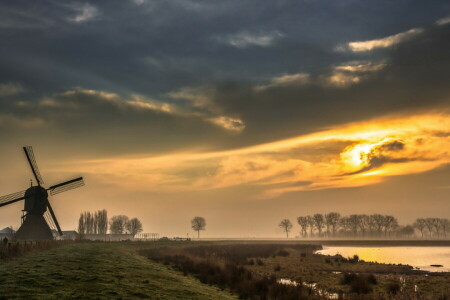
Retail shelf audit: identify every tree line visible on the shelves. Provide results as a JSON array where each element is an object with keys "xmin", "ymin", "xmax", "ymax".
[
  {"xmin": 78, "ymin": 210, "xmax": 143, "ymax": 236},
  {"xmin": 279, "ymin": 213, "xmax": 449, "ymax": 238}
]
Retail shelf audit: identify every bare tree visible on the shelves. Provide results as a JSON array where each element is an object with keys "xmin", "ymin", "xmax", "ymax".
[
  {"xmin": 279, "ymin": 219, "xmax": 293, "ymax": 238},
  {"xmin": 348, "ymin": 215, "xmax": 361, "ymax": 237},
  {"xmin": 297, "ymin": 216, "xmax": 309, "ymax": 237},
  {"xmin": 109, "ymin": 215, "xmax": 129, "ymax": 234},
  {"xmin": 78, "ymin": 213, "xmax": 86, "ymax": 236},
  {"xmin": 96, "ymin": 209, "xmax": 108, "ymax": 234},
  {"xmin": 191, "ymin": 216, "xmax": 206, "ymax": 238},
  {"xmin": 424, "ymin": 218, "xmax": 434, "ymax": 238},
  {"xmin": 339, "ymin": 217, "xmax": 351, "ymax": 236},
  {"xmin": 313, "ymin": 214, "xmax": 325, "ymax": 237},
  {"xmin": 325, "ymin": 212, "xmax": 340, "ymax": 237},
  {"xmin": 372, "ymin": 214, "xmax": 385, "ymax": 236},
  {"xmin": 431, "ymin": 218, "xmax": 441, "ymax": 237},
  {"xmin": 126, "ymin": 218, "xmax": 143, "ymax": 236},
  {"xmin": 306, "ymin": 215, "xmax": 315, "ymax": 237},
  {"xmin": 358, "ymin": 215, "xmax": 370, "ymax": 237},
  {"xmin": 367, "ymin": 215, "xmax": 377, "ymax": 237},
  {"xmin": 440, "ymin": 219, "xmax": 449, "ymax": 237},
  {"xmin": 413, "ymin": 218, "xmax": 426, "ymax": 238},
  {"xmin": 383, "ymin": 215, "xmax": 398, "ymax": 237}
]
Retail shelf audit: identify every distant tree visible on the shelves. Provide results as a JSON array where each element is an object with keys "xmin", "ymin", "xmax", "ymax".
[
  {"xmin": 440, "ymin": 219, "xmax": 449, "ymax": 237},
  {"xmin": 431, "ymin": 218, "xmax": 442, "ymax": 237},
  {"xmin": 96, "ymin": 209, "xmax": 108, "ymax": 234},
  {"xmin": 367, "ymin": 215, "xmax": 377, "ymax": 236},
  {"xmin": 191, "ymin": 216, "xmax": 206, "ymax": 238},
  {"xmin": 358, "ymin": 215, "xmax": 370, "ymax": 237},
  {"xmin": 297, "ymin": 216, "xmax": 309, "ymax": 237},
  {"xmin": 126, "ymin": 218, "xmax": 143, "ymax": 236},
  {"xmin": 383, "ymin": 215, "xmax": 398, "ymax": 237},
  {"xmin": 348, "ymin": 215, "xmax": 361, "ymax": 237},
  {"xmin": 325, "ymin": 212, "xmax": 340, "ymax": 237},
  {"xmin": 279, "ymin": 219, "xmax": 293, "ymax": 238},
  {"xmin": 413, "ymin": 219, "xmax": 427, "ymax": 238},
  {"xmin": 306, "ymin": 216, "xmax": 315, "ymax": 237},
  {"xmin": 424, "ymin": 218, "xmax": 434, "ymax": 238},
  {"xmin": 109, "ymin": 215, "xmax": 129, "ymax": 234},
  {"xmin": 78, "ymin": 213, "xmax": 86, "ymax": 236},
  {"xmin": 398, "ymin": 225, "xmax": 415, "ymax": 238},
  {"xmin": 313, "ymin": 214, "xmax": 325, "ymax": 237},
  {"xmin": 372, "ymin": 214, "xmax": 385, "ymax": 236}
]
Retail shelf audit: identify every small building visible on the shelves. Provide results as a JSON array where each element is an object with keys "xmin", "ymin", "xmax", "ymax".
[
  {"xmin": 52, "ymin": 230, "xmax": 80, "ymax": 240},
  {"xmin": 83, "ymin": 234, "xmax": 134, "ymax": 241},
  {"xmin": 0, "ymin": 227, "xmax": 15, "ymax": 240}
]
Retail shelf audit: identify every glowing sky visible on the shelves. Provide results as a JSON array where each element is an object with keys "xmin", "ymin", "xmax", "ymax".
[{"xmin": 0, "ymin": 1, "xmax": 449, "ymax": 237}]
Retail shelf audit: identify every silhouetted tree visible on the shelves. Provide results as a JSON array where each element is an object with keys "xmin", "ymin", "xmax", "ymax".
[
  {"xmin": 383, "ymin": 215, "xmax": 398, "ymax": 237},
  {"xmin": 126, "ymin": 218, "xmax": 143, "ymax": 236},
  {"xmin": 279, "ymin": 219, "xmax": 293, "ymax": 238},
  {"xmin": 78, "ymin": 213, "xmax": 86, "ymax": 236},
  {"xmin": 191, "ymin": 216, "xmax": 206, "ymax": 238},
  {"xmin": 325, "ymin": 212, "xmax": 340, "ymax": 237},
  {"xmin": 306, "ymin": 215, "xmax": 315, "ymax": 237},
  {"xmin": 297, "ymin": 216, "xmax": 309, "ymax": 237},
  {"xmin": 348, "ymin": 215, "xmax": 361, "ymax": 237},
  {"xmin": 367, "ymin": 215, "xmax": 377, "ymax": 236},
  {"xmin": 96, "ymin": 209, "xmax": 108, "ymax": 234},
  {"xmin": 413, "ymin": 218, "xmax": 426, "ymax": 238},
  {"xmin": 372, "ymin": 214, "xmax": 385, "ymax": 236},
  {"xmin": 424, "ymin": 218, "xmax": 434, "ymax": 238},
  {"xmin": 431, "ymin": 218, "xmax": 442, "ymax": 237},
  {"xmin": 398, "ymin": 225, "xmax": 414, "ymax": 238},
  {"xmin": 440, "ymin": 219, "xmax": 449, "ymax": 237},
  {"xmin": 358, "ymin": 215, "xmax": 370, "ymax": 237},
  {"xmin": 110, "ymin": 215, "xmax": 129, "ymax": 234},
  {"xmin": 313, "ymin": 214, "xmax": 325, "ymax": 237}
]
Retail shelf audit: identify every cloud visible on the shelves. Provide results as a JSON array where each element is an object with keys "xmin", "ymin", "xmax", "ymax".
[
  {"xmin": 58, "ymin": 113, "xmax": 450, "ymax": 198},
  {"xmin": 215, "ymin": 31, "xmax": 283, "ymax": 48},
  {"xmin": 0, "ymin": 83, "xmax": 24, "ymax": 97},
  {"xmin": 343, "ymin": 28, "xmax": 423, "ymax": 52},
  {"xmin": 68, "ymin": 3, "xmax": 99, "ymax": 23},
  {"xmin": 436, "ymin": 16, "xmax": 450, "ymax": 26},
  {"xmin": 255, "ymin": 73, "xmax": 310, "ymax": 90}
]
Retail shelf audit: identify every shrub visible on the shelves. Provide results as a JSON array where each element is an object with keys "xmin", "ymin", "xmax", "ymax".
[{"xmin": 385, "ymin": 280, "xmax": 401, "ymax": 295}]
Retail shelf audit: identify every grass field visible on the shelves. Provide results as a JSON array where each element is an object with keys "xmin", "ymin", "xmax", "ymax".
[
  {"xmin": 0, "ymin": 241, "xmax": 449, "ymax": 299},
  {"xmin": 0, "ymin": 242, "xmax": 237, "ymax": 300}
]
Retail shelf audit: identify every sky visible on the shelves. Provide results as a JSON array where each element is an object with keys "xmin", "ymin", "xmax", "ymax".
[{"xmin": 0, "ymin": 0, "xmax": 449, "ymax": 238}]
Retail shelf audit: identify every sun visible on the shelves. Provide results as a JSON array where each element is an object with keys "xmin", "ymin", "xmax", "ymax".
[{"xmin": 341, "ymin": 142, "xmax": 376, "ymax": 170}]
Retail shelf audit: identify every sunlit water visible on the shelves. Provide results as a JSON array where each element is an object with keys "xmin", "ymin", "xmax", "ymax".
[{"xmin": 317, "ymin": 246, "xmax": 450, "ymax": 272}]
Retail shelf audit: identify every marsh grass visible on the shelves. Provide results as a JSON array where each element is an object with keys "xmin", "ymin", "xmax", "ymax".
[{"xmin": 0, "ymin": 242, "xmax": 238, "ymax": 300}]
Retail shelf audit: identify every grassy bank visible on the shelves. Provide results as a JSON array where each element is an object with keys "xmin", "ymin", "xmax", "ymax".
[{"xmin": 0, "ymin": 242, "xmax": 237, "ymax": 299}]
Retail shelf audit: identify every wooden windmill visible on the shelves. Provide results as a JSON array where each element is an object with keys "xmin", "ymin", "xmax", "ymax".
[{"xmin": 0, "ymin": 146, "xmax": 85, "ymax": 240}]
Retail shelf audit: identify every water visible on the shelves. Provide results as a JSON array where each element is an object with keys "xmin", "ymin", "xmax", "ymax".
[
  {"xmin": 278, "ymin": 279, "xmax": 339, "ymax": 299},
  {"xmin": 317, "ymin": 246, "xmax": 450, "ymax": 272}
]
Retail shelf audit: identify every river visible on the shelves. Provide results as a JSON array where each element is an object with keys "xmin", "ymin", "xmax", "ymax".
[{"xmin": 317, "ymin": 246, "xmax": 450, "ymax": 272}]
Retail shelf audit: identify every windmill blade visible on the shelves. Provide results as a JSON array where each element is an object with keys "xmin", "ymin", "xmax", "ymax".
[
  {"xmin": 46, "ymin": 200, "xmax": 62, "ymax": 236},
  {"xmin": 0, "ymin": 190, "xmax": 26, "ymax": 207},
  {"xmin": 47, "ymin": 177, "xmax": 84, "ymax": 196},
  {"xmin": 23, "ymin": 146, "xmax": 44, "ymax": 185}
]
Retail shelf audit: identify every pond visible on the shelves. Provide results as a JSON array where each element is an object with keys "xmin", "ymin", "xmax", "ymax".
[{"xmin": 317, "ymin": 246, "xmax": 450, "ymax": 272}]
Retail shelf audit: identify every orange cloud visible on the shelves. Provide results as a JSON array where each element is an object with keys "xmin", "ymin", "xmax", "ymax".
[{"xmin": 49, "ymin": 112, "xmax": 450, "ymax": 198}]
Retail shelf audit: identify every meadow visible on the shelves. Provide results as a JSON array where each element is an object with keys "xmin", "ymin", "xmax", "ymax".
[{"xmin": 0, "ymin": 240, "xmax": 448, "ymax": 299}]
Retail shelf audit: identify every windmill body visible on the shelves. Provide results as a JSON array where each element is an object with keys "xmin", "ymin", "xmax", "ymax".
[{"xmin": 0, "ymin": 146, "xmax": 85, "ymax": 241}]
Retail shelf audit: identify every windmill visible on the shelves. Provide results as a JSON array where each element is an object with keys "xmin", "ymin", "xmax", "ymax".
[{"xmin": 0, "ymin": 146, "xmax": 85, "ymax": 240}]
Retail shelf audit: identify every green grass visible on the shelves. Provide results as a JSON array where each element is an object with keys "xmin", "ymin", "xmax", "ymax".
[{"xmin": 0, "ymin": 242, "xmax": 238, "ymax": 300}]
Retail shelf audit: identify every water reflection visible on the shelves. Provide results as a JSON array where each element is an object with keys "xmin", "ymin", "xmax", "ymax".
[{"xmin": 317, "ymin": 246, "xmax": 450, "ymax": 272}]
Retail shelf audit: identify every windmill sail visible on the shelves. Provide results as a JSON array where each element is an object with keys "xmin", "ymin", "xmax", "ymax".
[
  {"xmin": 46, "ymin": 200, "xmax": 62, "ymax": 236},
  {"xmin": 23, "ymin": 146, "xmax": 44, "ymax": 185},
  {"xmin": 48, "ymin": 177, "xmax": 84, "ymax": 196},
  {"xmin": 0, "ymin": 190, "xmax": 26, "ymax": 207}
]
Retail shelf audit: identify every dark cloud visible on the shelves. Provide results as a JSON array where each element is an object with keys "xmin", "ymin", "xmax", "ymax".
[{"xmin": 0, "ymin": 0, "xmax": 449, "ymax": 157}]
